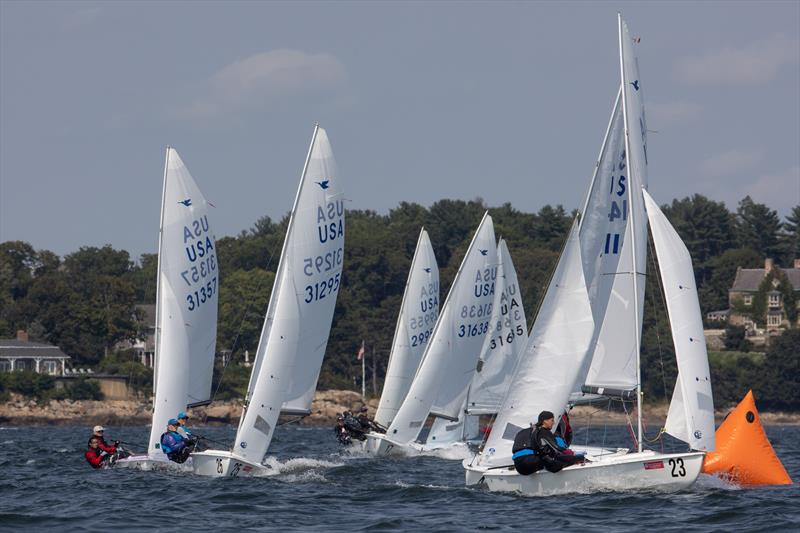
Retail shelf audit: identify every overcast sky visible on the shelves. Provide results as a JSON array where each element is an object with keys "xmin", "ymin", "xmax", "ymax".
[{"xmin": 1, "ymin": 0, "xmax": 798, "ymax": 259}]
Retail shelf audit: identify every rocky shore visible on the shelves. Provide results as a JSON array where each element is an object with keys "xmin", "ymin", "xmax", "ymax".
[
  {"xmin": 1, "ymin": 390, "xmax": 798, "ymax": 427},
  {"xmin": 0, "ymin": 390, "xmax": 377, "ymax": 427}
]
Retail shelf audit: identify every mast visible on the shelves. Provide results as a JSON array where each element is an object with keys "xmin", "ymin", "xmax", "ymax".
[
  {"xmin": 152, "ymin": 146, "xmax": 170, "ymax": 397},
  {"xmin": 618, "ymin": 13, "xmax": 643, "ymax": 453}
]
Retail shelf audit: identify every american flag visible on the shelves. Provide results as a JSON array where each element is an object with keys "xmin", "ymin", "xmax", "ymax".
[{"xmin": 357, "ymin": 340, "xmax": 365, "ymax": 361}]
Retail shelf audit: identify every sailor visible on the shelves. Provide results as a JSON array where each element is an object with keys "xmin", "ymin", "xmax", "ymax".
[
  {"xmin": 511, "ymin": 421, "xmax": 543, "ymax": 475},
  {"xmin": 87, "ymin": 425, "xmax": 118, "ymax": 453},
  {"xmin": 356, "ymin": 405, "xmax": 386, "ymax": 434},
  {"xmin": 85, "ymin": 436, "xmax": 116, "ymax": 469},
  {"xmin": 342, "ymin": 411, "xmax": 367, "ymax": 441},
  {"xmin": 176, "ymin": 411, "xmax": 193, "ymax": 439},
  {"xmin": 555, "ymin": 411, "xmax": 573, "ymax": 448},
  {"xmin": 160, "ymin": 419, "xmax": 194, "ymax": 463},
  {"xmin": 532, "ymin": 411, "xmax": 584, "ymax": 473},
  {"xmin": 334, "ymin": 413, "xmax": 352, "ymax": 445}
]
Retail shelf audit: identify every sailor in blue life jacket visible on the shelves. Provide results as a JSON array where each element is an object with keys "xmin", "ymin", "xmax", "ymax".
[
  {"xmin": 160, "ymin": 419, "xmax": 195, "ymax": 464},
  {"xmin": 512, "ymin": 411, "xmax": 584, "ymax": 475},
  {"xmin": 512, "ymin": 417, "xmax": 545, "ymax": 475},
  {"xmin": 176, "ymin": 411, "xmax": 193, "ymax": 439},
  {"xmin": 532, "ymin": 411, "xmax": 584, "ymax": 473}
]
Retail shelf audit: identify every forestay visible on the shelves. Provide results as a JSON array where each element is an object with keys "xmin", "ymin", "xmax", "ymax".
[
  {"xmin": 374, "ymin": 229, "xmax": 439, "ymax": 429},
  {"xmin": 148, "ymin": 148, "xmax": 219, "ymax": 457},
  {"xmin": 234, "ymin": 126, "xmax": 344, "ymax": 464},
  {"xmin": 386, "ymin": 213, "xmax": 497, "ymax": 444},
  {"xmin": 480, "ymin": 222, "xmax": 594, "ymax": 466},
  {"xmin": 467, "ymin": 239, "xmax": 528, "ymax": 415},
  {"xmin": 643, "ymin": 190, "xmax": 714, "ymax": 451}
]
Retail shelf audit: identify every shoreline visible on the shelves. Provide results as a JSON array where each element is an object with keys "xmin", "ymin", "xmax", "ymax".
[{"xmin": 2, "ymin": 390, "xmax": 799, "ymax": 427}]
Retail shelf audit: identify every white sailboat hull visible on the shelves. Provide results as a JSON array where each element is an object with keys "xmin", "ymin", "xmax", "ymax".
[
  {"xmin": 464, "ymin": 451, "xmax": 704, "ymax": 495},
  {"xmin": 191, "ymin": 450, "xmax": 270, "ymax": 477},
  {"xmin": 113, "ymin": 453, "xmax": 191, "ymax": 471},
  {"xmin": 362, "ymin": 432, "xmax": 468, "ymax": 457}
]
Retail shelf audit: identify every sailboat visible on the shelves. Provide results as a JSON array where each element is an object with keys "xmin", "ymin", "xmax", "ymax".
[
  {"xmin": 192, "ymin": 125, "xmax": 345, "ymax": 477},
  {"xmin": 463, "ymin": 15, "xmax": 715, "ymax": 494},
  {"xmin": 117, "ymin": 147, "xmax": 219, "ymax": 469},
  {"xmin": 373, "ymin": 229, "xmax": 440, "ymax": 430},
  {"xmin": 365, "ymin": 213, "xmax": 498, "ymax": 456},
  {"xmin": 425, "ymin": 239, "xmax": 528, "ymax": 449}
]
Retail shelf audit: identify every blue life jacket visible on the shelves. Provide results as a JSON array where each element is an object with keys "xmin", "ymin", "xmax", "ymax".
[
  {"xmin": 512, "ymin": 448, "xmax": 536, "ymax": 460},
  {"xmin": 555, "ymin": 436, "xmax": 567, "ymax": 449},
  {"xmin": 160, "ymin": 431, "xmax": 185, "ymax": 455}
]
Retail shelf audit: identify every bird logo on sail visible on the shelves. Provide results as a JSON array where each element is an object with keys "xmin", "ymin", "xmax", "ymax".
[
  {"xmin": 316, "ymin": 180, "xmax": 330, "ymax": 190},
  {"xmin": 630, "ymin": 80, "xmax": 640, "ymax": 91},
  {"xmin": 178, "ymin": 199, "xmax": 192, "ymax": 207},
  {"xmin": 424, "ymin": 267, "xmax": 431, "ymax": 273},
  {"xmin": 479, "ymin": 249, "xmax": 488, "ymax": 256}
]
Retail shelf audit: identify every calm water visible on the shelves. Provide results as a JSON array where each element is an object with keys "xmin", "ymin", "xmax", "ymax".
[{"xmin": 1, "ymin": 424, "xmax": 797, "ymax": 531}]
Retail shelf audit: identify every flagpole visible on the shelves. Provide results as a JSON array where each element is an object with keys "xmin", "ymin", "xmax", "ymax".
[{"xmin": 362, "ymin": 350, "xmax": 366, "ymax": 401}]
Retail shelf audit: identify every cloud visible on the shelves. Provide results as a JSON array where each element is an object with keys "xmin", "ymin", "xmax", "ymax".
[
  {"xmin": 674, "ymin": 33, "xmax": 799, "ymax": 85},
  {"xmin": 648, "ymin": 101, "xmax": 702, "ymax": 125},
  {"xmin": 699, "ymin": 148, "xmax": 764, "ymax": 178},
  {"xmin": 178, "ymin": 49, "xmax": 347, "ymax": 119}
]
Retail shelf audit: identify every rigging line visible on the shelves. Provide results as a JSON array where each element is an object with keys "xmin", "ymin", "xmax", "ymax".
[
  {"xmin": 210, "ymin": 243, "xmax": 282, "ymax": 404},
  {"xmin": 621, "ymin": 399, "xmax": 639, "ymax": 450}
]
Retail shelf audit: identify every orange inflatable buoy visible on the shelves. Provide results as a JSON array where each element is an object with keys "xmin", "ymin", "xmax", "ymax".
[{"xmin": 702, "ymin": 390, "xmax": 792, "ymax": 486}]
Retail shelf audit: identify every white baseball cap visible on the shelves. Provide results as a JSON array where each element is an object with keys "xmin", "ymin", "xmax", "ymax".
[{"xmin": 93, "ymin": 425, "xmax": 105, "ymax": 432}]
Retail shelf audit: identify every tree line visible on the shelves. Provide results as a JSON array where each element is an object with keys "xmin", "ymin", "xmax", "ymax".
[{"xmin": 1, "ymin": 195, "xmax": 798, "ymax": 408}]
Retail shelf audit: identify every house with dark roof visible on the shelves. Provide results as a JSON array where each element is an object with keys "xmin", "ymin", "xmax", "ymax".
[
  {"xmin": 728, "ymin": 258, "xmax": 800, "ymax": 333},
  {"xmin": 0, "ymin": 330, "xmax": 71, "ymax": 375}
]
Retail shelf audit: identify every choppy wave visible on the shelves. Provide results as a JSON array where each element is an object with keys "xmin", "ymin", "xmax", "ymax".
[{"xmin": 0, "ymin": 425, "xmax": 797, "ymax": 531}]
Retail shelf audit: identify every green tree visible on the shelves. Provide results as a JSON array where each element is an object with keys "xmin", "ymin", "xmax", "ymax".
[
  {"xmin": 662, "ymin": 195, "xmax": 736, "ymax": 287},
  {"xmin": 759, "ymin": 329, "xmax": 800, "ymax": 410},
  {"xmin": 736, "ymin": 196, "xmax": 782, "ymax": 258},
  {"xmin": 778, "ymin": 205, "xmax": 800, "ymax": 265},
  {"xmin": 216, "ymin": 268, "xmax": 275, "ymax": 357},
  {"xmin": 132, "ymin": 253, "xmax": 158, "ymax": 303},
  {"xmin": 723, "ymin": 324, "xmax": 752, "ymax": 352}
]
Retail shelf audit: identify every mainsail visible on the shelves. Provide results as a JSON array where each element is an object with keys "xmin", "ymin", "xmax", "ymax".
[
  {"xmin": 374, "ymin": 229, "xmax": 439, "ymax": 429},
  {"xmin": 148, "ymin": 148, "xmax": 219, "ymax": 456},
  {"xmin": 386, "ymin": 213, "xmax": 497, "ymax": 444},
  {"xmin": 643, "ymin": 190, "xmax": 715, "ymax": 451},
  {"xmin": 234, "ymin": 125, "xmax": 344, "ymax": 464},
  {"xmin": 467, "ymin": 239, "xmax": 528, "ymax": 415}
]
